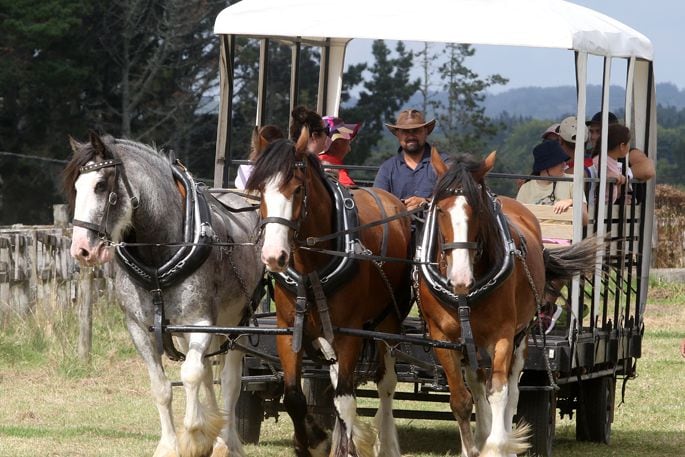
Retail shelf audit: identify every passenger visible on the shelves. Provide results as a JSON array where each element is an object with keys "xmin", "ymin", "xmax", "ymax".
[
  {"xmin": 318, "ymin": 116, "xmax": 361, "ymax": 187},
  {"xmin": 516, "ymin": 141, "xmax": 588, "ymax": 225},
  {"xmin": 541, "ymin": 123, "xmax": 561, "ymax": 142},
  {"xmin": 374, "ymin": 109, "xmax": 445, "ymax": 211},
  {"xmin": 586, "ymin": 111, "xmax": 655, "ymax": 182},
  {"xmin": 591, "ymin": 124, "xmax": 656, "ymax": 204},
  {"xmin": 290, "ymin": 105, "xmax": 329, "ymax": 154},
  {"xmin": 516, "ymin": 141, "xmax": 588, "ymax": 334},
  {"xmin": 558, "ymin": 116, "xmax": 591, "ymax": 167},
  {"xmin": 234, "ymin": 124, "xmax": 285, "ymax": 190}
]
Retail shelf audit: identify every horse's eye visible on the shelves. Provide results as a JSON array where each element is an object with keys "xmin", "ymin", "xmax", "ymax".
[
  {"xmin": 294, "ymin": 186, "xmax": 303, "ymax": 195},
  {"xmin": 94, "ymin": 181, "xmax": 107, "ymax": 193}
]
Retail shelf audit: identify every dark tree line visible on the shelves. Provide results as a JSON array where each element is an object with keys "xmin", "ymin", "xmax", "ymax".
[{"xmin": 3, "ymin": 0, "xmax": 681, "ymax": 225}]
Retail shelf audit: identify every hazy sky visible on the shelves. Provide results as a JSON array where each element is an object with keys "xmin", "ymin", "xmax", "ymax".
[{"xmin": 345, "ymin": 1, "xmax": 681, "ymax": 93}]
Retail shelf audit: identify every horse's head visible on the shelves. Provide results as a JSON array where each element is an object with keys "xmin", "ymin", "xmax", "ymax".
[
  {"xmin": 64, "ymin": 132, "xmax": 135, "ymax": 266},
  {"xmin": 245, "ymin": 129, "xmax": 313, "ymax": 272},
  {"xmin": 431, "ymin": 149, "xmax": 500, "ymax": 294}
]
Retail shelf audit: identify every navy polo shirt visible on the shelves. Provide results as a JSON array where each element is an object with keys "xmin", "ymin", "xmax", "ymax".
[{"xmin": 373, "ymin": 143, "xmax": 445, "ymax": 200}]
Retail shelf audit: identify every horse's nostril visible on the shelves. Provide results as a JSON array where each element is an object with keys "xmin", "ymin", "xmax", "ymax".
[
  {"xmin": 277, "ymin": 252, "xmax": 287, "ymax": 268},
  {"xmin": 79, "ymin": 248, "xmax": 90, "ymax": 259}
]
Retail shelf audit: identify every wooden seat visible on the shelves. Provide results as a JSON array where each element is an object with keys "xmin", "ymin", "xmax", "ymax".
[{"xmin": 523, "ymin": 204, "xmax": 574, "ymax": 249}]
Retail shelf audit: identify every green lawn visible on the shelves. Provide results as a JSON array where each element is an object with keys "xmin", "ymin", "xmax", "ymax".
[{"xmin": 0, "ymin": 280, "xmax": 683, "ymax": 456}]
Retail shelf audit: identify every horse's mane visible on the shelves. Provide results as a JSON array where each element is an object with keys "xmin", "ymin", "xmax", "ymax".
[
  {"xmin": 245, "ymin": 138, "xmax": 326, "ymax": 191},
  {"xmin": 62, "ymin": 135, "xmax": 166, "ymax": 210},
  {"xmin": 434, "ymin": 154, "xmax": 504, "ymax": 269}
]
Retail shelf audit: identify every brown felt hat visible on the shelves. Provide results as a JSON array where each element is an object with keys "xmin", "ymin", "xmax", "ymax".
[{"xmin": 385, "ymin": 109, "xmax": 436, "ymax": 136}]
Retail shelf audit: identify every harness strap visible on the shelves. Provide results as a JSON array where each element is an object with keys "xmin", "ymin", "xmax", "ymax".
[
  {"xmin": 442, "ymin": 241, "xmax": 480, "ymax": 251},
  {"xmin": 305, "ymin": 205, "xmax": 423, "ymax": 246},
  {"xmin": 151, "ymin": 286, "xmax": 186, "ymax": 362},
  {"xmin": 292, "ymin": 280, "xmax": 308, "ymax": 353},
  {"xmin": 357, "ymin": 187, "xmax": 389, "ymax": 257},
  {"xmin": 458, "ymin": 297, "xmax": 479, "ymax": 372},
  {"xmin": 308, "ymin": 271, "xmax": 335, "ymax": 344},
  {"xmin": 260, "ymin": 216, "xmax": 300, "ymax": 232}
]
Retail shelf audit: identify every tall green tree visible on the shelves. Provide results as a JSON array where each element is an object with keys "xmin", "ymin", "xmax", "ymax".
[
  {"xmin": 340, "ymin": 40, "xmax": 420, "ymax": 166},
  {"xmin": 438, "ymin": 43, "xmax": 508, "ymax": 154}
]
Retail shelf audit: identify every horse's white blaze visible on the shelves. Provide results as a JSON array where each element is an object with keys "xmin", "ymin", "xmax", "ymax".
[
  {"xmin": 260, "ymin": 173, "xmax": 293, "ymax": 271},
  {"xmin": 70, "ymin": 169, "xmax": 113, "ymax": 264},
  {"xmin": 446, "ymin": 195, "xmax": 473, "ymax": 290}
]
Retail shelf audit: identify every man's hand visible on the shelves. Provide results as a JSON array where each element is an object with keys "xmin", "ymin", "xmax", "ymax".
[{"xmin": 402, "ymin": 196, "xmax": 429, "ymax": 211}]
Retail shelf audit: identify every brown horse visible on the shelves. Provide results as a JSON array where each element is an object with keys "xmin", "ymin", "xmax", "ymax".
[
  {"xmin": 417, "ymin": 150, "xmax": 598, "ymax": 457},
  {"xmin": 245, "ymin": 131, "xmax": 413, "ymax": 457}
]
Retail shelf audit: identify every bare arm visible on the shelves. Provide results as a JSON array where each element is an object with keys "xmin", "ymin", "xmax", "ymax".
[{"xmin": 629, "ymin": 148, "xmax": 656, "ymax": 181}]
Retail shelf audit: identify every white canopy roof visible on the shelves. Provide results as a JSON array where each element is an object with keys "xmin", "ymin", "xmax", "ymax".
[{"xmin": 215, "ymin": 0, "xmax": 653, "ymax": 60}]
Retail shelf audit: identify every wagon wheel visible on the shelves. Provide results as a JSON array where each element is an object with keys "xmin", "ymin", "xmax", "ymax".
[
  {"xmin": 236, "ymin": 389, "xmax": 264, "ymax": 444},
  {"xmin": 575, "ymin": 375, "xmax": 616, "ymax": 444},
  {"xmin": 303, "ymin": 377, "xmax": 335, "ymax": 430},
  {"xmin": 517, "ymin": 388, "xmax": 556, "ymax": 457}
]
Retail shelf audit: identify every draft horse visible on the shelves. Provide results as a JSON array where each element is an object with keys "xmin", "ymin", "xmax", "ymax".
[
  {"xmin": 64, "ymin": 132, "xmax": 263, "ymax": 457},
  {"xmin": 245, "ymin": 131, "xmax": 413, "ymax": 457},
  {"xmin": 417, "ymin": 150, "xmax": 598, "ymax": 457}
]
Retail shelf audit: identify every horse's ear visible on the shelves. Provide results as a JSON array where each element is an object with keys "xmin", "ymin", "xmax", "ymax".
[
  {"xmin": 295, "ymin": 126, "xmax": 309, "ymax": 155},
  {"xmin": 483, "ymin": 151, "xmax": 497, "ymax": 175},
  {"xmin": 250, "ymin": 126, "xmax": 269, "ymax": 160},
  {"xmin": 88, "ymin": 130, "xmax": 111, "ymax": 160},
  {"xmin": 68, "ymin": 135, "xmax": 83, "ymax": 154},
  {"xmin": 431, "ymin": 146, "xmax": 448, "ymax": 177}
]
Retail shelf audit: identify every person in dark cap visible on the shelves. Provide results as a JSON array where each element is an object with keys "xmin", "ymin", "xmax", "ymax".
[
  {"xmin": 373, "ymin": 109, "xmax": 447, "ymax": 211},
  {"xmin": 586, "ymin": 111, "xmax": 655, "ymax": 184},
  {"xmin": 517, "ymin": 140, "xmax": 588, "ymax": 223},
  {"xmin": 586, "ymin": 111, "xmax": 619, "ymax": 150},
  {"xmin": 517, "ymin": 141, "xmax": 588, "ymax": 334}
]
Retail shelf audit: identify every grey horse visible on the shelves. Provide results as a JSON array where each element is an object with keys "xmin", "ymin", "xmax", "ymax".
[{"xmin": 64, "ymin": 132, "xmax": 263, "ymax": 457}]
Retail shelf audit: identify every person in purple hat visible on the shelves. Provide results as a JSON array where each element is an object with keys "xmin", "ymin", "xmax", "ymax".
[{"xmin": 318, "ymin": 116, "xmax": 361, "ymax": 186}]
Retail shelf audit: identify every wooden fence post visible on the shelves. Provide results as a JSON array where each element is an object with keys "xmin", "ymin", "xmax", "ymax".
[{"xmin": 77, "ymin": 266, "xmax": 93, "ymax": 363}]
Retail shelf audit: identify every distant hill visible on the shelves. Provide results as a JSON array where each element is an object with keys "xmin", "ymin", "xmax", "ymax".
[
  {"xmin": 482, "ymin": 82, "xmax": 685, "ymax": 119},
  {"xmin": 397, "ymin": 82, "xmax": 685, "ymax": 121}
]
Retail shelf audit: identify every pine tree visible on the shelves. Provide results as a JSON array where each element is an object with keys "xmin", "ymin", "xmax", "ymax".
[
  {"xmin": 438, "ymin": 43, "xmax": 508, "ymax": 154},
  {"xmin": 340, "ymin": 40, "xmax": 420, "ymax": 166}
]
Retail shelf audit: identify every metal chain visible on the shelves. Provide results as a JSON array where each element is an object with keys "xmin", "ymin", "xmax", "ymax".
[{"xmin": 515, "ymin": 250, "xmax": 560, "ymax": 391}]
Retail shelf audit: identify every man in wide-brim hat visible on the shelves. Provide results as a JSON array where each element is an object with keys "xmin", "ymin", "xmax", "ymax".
[{"xmin": 373, "ymin": 109, "xmax": 444, "ymax": 211}]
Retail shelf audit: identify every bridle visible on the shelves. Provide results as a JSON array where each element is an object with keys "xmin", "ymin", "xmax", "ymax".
[
  {"xmin": 256, "ymin": 160, "xmax": 308, "ymax": 243},
  {"xmin": 436, "ymin": 186, "xmax": 481, "ymax": 255},
  {"xmin": 72, "ymin": 155, "xmax": 140, "ymax": 242}
]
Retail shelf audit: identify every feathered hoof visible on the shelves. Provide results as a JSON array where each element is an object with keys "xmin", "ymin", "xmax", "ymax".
[
  {"xmin": 178, "ymin": 410, "xmax": 226, "ymax": 457},
  {"xmin": 153, "ymin": 443, "xmax": 179, "ymax": 457}
]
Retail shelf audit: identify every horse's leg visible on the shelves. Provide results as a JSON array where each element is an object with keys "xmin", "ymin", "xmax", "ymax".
[
  {"xmin": 373, "ymin": 346, "xmax": 401, "ymax": 457},
  {"xmin": 330, "ymin": 335, "xmax": 375, "ymax": 457},
  {"xmin": 465, "ymin": 367, "xmax": 491, "ymax": 451},
  {"xmin": 213, "ymin": 348, "xmax": 246, "ymax": 457},
  {"xmin": 278, "ymin": 335, "xmax": 328, "ymax": 457},
  {"xmin": 480, "ymin": 337, "xmax": 528, "ymax": 457},
  {"xmin": 178, "ymin": 327, "xmax": 224, "ymax": 457},
  {"xmin": 503, "ymin": 338, "xmax": 529, "ymax": 457},
  {"xmin": 125, "ymin": 319, "xmax": 178, "ymax": 457},
  {"xmin": 433, "ymin": 346, "xmax": 478, "ymax": 457}
]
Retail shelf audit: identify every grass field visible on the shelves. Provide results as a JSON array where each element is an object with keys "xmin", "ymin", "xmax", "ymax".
[{"xmin": 0, "ymin": 279, "xmax": 683, "ymax": 457}]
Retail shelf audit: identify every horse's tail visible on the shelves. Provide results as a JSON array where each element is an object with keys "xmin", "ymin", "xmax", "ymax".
[{"xmin": 543, "ymin": 236, "xmax": 602, "ymax": 283}]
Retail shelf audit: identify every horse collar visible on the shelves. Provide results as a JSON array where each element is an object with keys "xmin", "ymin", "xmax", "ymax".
[{"xmin": 417, "ymin": 193, "xmax": 516, "ymax": 308}]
